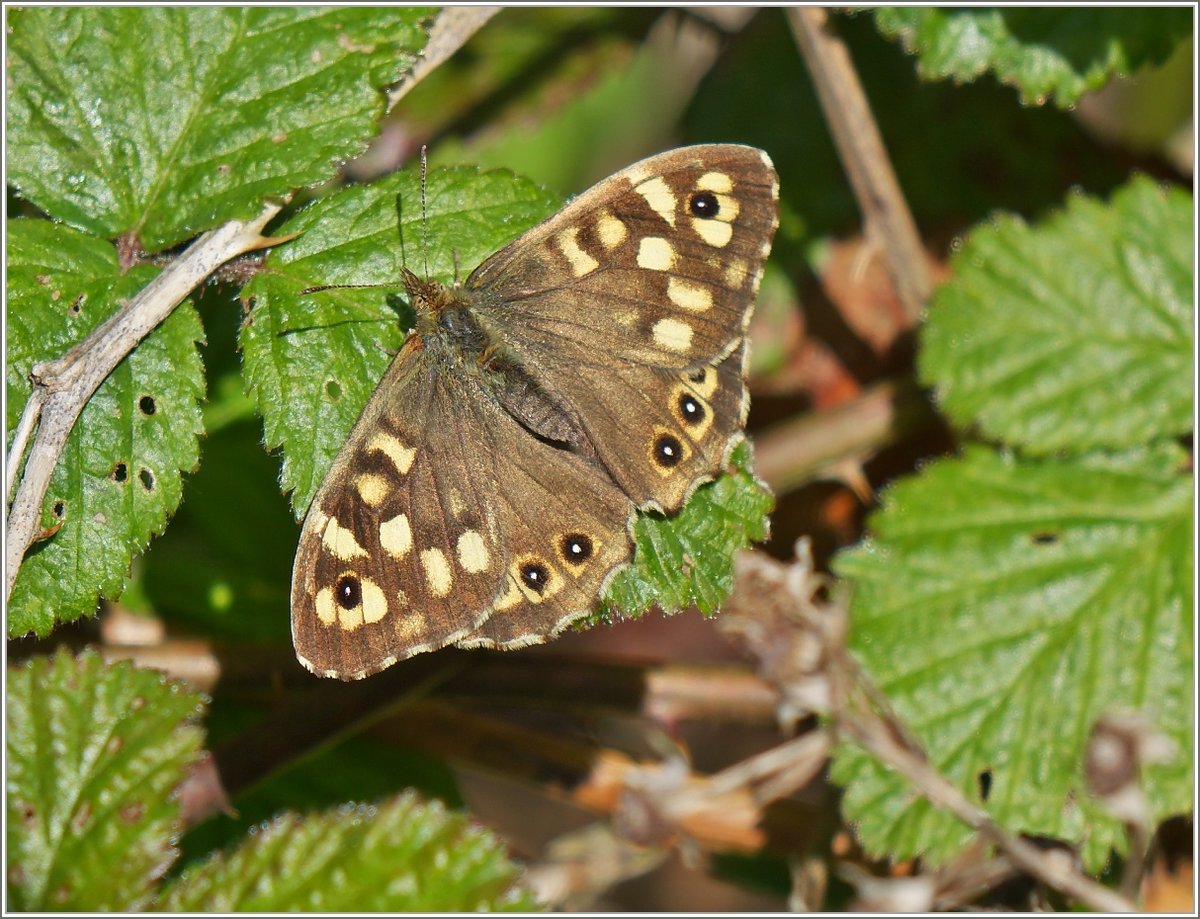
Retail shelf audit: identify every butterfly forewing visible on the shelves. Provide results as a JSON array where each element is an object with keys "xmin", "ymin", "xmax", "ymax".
[
  {"xmin": 469, "ymin": 144, "xmax": 779, "ymax": 370},
  {"xmin": 291, "ymin": 145, "xmax": 779, "ymax": 679}
]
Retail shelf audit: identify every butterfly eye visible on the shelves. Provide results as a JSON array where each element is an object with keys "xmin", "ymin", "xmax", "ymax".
[
  {"xmin": 653, "ymin": 433, "xmax": 684, "ymax": 468},
  {"xmin": 689, "ymin": 191, "xmax": 720, "ymax": 219},
  {"xmin": 520, "ymin": 561, "xmax": 551, "ymax": 594},
  {"xmin": 677, "ymin": 393, "xmax": 705, "ymax": 425},
  {"xmin": 336, "ymin": 575, "xmax": 362, "ymax": 609},
  {"xmin": 560, "ymin": 533, "xmax": 594, "ymax": 565}
]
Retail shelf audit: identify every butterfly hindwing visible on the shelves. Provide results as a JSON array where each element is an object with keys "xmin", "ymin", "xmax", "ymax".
[
  {"xmin": 291, "ymin": 342, "xmax": 634, "ymax": 678},
  {"xmin": 291, "ymin": 145, "xmax": 779, "ymax": 679}
]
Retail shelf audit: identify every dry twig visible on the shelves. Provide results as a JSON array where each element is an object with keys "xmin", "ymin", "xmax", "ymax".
[
  {"xmin": 5, "ymin": 203, "xmax": 284, "ymax": 601},
  {"xmin": 788, "ymin": 7, "xmax": 932, "ymax": 320}
]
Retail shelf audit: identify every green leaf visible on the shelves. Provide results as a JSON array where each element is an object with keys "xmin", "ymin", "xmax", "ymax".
[
  {"xmin": 140, "ymin": 421, "xmax": 296, "ymax": 644},
  {"xmin": 6, "ymin": 220, "xmax": 206, "ymax": 638},
  {"xmin": 601, "ymin": 440, "xmax": 774, "ymax": 620},
  {"xmin": 832, "ymin": 444, "xmax": 1193, "ymax": 870},
  {"xmin": 6, "ymin": 7, "xmax": 432, "ymax": 252},
  {"xmin": 159, "ymin": 791, "xmax": 534, "ymax": 911},
  {"xmin": 875, "ymin": 8, "xmax": 1192, "ymax": 108},
  {"xmin": 5, "ymin": 648, "xmax": 205, "ymax": 911},
  {"xmin": 920, "ymin": 177, "xmax": 1193, "ymax": 455},
  {"xmin": 177, "ymin": 723, "xmax": 460, "ymax": 874},
  {"xmin": 240, "ymin": 165, "xmax": 559, "ymax": 516}
]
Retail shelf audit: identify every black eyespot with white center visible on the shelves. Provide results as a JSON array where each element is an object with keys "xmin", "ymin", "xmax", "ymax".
[
  {"xmin": 560, "ymin": 533, "xmax": 594, "ymax": 566},
  {"xmin": 520, "ymin": 561, "xmax": 551, "ymax": 594},
  {"xmin": 336, "ymin": 575, "xmax": 362, "ymax": 609},
  {"xmin": 654, "ymin": 433, "xmax": 684, "ymax": 468},
  {"xmin": 689, "ymin": 191, "xmax": 720, "ymax": 219},
  {"xmin": 678, "ymin": 392, "xmax": 705, "ymax": 425}
]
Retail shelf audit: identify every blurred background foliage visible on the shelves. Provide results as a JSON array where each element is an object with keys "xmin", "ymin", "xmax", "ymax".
[{"xmin": 7, "ymin": 6, "xmax": 1192, "ymax": 912}]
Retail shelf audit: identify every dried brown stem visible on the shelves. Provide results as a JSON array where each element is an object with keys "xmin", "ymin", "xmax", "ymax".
[
  {"xmin": 752, "ymin": 379, "xmax": 935, "ymax": 497},
  {"xmin": 836, "ymin": 698, "xmax": 1136, "ymax": 912},
  {"xmin": 788, "ymin": 7, "xmax": 932, "ymax": 320}
]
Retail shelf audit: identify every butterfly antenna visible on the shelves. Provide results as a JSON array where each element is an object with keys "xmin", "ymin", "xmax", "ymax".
[
  {"xmin": 300, "ymin": 282, "xmax": 392, "ymax": 295},
  {"xmin": 420, "ymin": 145, "xmax": 431, "ymax": 280}
]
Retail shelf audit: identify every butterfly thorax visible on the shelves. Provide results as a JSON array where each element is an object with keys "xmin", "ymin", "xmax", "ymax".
[{"xmin": 402, "ymin": 268, "xmax": 590, "ymax": 453}]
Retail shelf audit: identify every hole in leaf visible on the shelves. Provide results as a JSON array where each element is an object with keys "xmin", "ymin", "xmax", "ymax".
[
  {"xmin": 111, "ymin": 463, "xmax": 128, "ymax": 482},
  {"xmin": 1030, "ymin": 531, "xmax": 1059, "ymax": 545},
  {"xmin": 139, "ymin": 468, "xmax": 155, "ymax": 491},
  {"xmin": 138, "ymin": 395, "xmax": 156, "ymax": 416},
  {"xmin": 52, "ymin": 500, "xmax": 65, "ymax": 518},
  {"xmin": 978, "ymin": 769, "xmax": 993, "ymax": 801},
  {"xmin": 325, "ymin": 379, "xmax": 343, "ymax": 401},
  {"xmin": 119, "ymin": 801, "xmax": 145, "ymax": 823}
]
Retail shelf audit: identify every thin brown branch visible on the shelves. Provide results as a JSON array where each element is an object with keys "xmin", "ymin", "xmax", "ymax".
[
  {"xmin": 836, "ymin": 702, "xmax": 1136, "ymax": 912},
  {"xmin": 5, "ymin": 391, "xmax": 42, "ymax": 506},
  {"xmin": 5, "ymin": 203, "xmax": 284, "ymax": 603},
  {"xmin": 788, "ymin": 7, "xmax": 932, "ymax": 320},
  {"xmin": 752, "ymin": 378, "xmax": 936, "ymax": 498}
]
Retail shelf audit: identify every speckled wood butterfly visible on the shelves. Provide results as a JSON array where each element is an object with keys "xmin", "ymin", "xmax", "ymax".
[{"xmin": 292, "ymin": 144, "xmax": 779, "ymax": 679}]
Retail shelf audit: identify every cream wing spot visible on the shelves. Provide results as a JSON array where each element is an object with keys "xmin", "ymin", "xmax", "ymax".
[
  {"xmin": 338, "ymin": 602, "xmax": 364, "ymax": 631},
  {"xmin": 596, "ymin": 211, "xmax": 627, "ymax": 249},
  {"xmin": 316, "ymin": 587, "xmax": 337, "ymax": 625},
  {"xmin": 634, "ymin": 176, "xmax": 677, "ymax": 227},
  {"xmin": 684, "ymin": 365, "xmax": 719, "ymax": 399},
  {"xmin": 637, "ymin": 237, "xmax": 675, "ymax": 271},
  {"xmin": 724, "ymin": 257, "xmax": 749, "ymax": 289},
  {"xmin": 359, "ymin": 578, "xmax": 388, "ymax": 624},
  {"xmin": 696, "ymin": 171, "xmax": 734, "ymax": 193},
  {"xmin": 354, "ymin": 473, "xmax": 389, "ymax": 507},
  {"xmin": 653, "ymin": 317, "xmax": 693, "ymax": 353},
  {"xmin": 322, "ymin": 518, "xmax": 367, "ymax": 560},
  {"xmin": 693, "ymin": 217, "xmax": 733, "ymax": 248},
  {"xmin": 709, "ymin": 193, "xmax": 740, "ymax": 222},
  {"xmin": 368, "ymin": 433, "xmax": 415, "ymax": 474},
  {"xmin": 379, "ymin": 513, "xmax": 413, "ymax": 558},
  {"xmin": 555, "ymin": 227, "xmax": 599, "ymax": 277},
  {"xmin": 492, "ymin": 577, "xmax": 523, "ymax": 611},
  {"xmin": 457, "ymin": 530, "xmax": 491, "ymax": 574},
  {"xmin": 420, "ymin": 548, "xmax": 453, "ymax": 598},
  {"xmin": 667, "ymin": 277, "xmax": 712, "ymax": 312},
  {"xmin": 447, "ymin": 487, "xmax": 466, "ymax": 520},
  {"xmin": 393, "ymin": 608, "xmax": 428, "ymax": 642}
]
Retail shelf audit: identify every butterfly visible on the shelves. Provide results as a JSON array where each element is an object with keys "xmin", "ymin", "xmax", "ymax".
[{"xmin": 291, "ymin": 144, "xmax": 779, "ymax": 679}]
